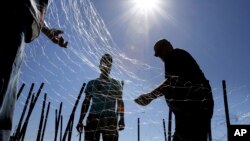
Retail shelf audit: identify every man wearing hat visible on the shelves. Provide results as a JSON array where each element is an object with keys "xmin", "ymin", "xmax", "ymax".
[{"xmin": 134, "ymin": 39, "xmax": 214, "ymax": 141}]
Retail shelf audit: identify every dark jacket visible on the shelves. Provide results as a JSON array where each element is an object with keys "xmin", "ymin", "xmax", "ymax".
[{"xmin": 162, "ymin": 48, "xmax": 214, "ymax": 120}]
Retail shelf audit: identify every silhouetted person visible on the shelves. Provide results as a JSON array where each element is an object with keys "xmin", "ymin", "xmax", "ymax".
[
  {"xmin": 0, "ymin": 0, "xmax": 68, "ymax": 140},
  {"xmin": 76, "ymin": 54, "xmax": 125, "ymax": 141},
  {"xmin": 135, "ymin": 39, "xmax": 214, "ymax": 141}
]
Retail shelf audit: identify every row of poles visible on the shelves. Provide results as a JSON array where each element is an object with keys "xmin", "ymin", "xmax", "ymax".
[
  {"xmin": 10, "ymin": 82, "xmax": 86, "ymax": 141},
  {"xmin": 10, "ymin": 80, "xmax": 231, "ymax": 141},
  {"xmin": 137, "ymin": 80, "xmax": 231, "ymax": 141}
]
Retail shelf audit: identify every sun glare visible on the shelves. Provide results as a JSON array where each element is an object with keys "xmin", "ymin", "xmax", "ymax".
[{"xmin": 134, "ymin": 0, "xmax": 160, "ymax": 14}]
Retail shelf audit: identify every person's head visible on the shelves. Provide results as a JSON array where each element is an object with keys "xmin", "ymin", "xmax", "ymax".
[
  {"xmin": 154, "ymin": 39, "xmax": 173, "ymax": 61},
  {"xmin": 99, "ymin": 53, "xmax": 113, "ymax": 76}
]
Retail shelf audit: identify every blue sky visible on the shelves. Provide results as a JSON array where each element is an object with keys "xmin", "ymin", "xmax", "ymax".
[{"xmin": 12, "ymin": 0, "xmax": 250, "ymax": 141}]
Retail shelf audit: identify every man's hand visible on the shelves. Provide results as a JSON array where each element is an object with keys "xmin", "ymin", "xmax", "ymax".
[
  {"xmin": 134, "ymin": 93, "xmax": 154, "ymax": 106},
  {"xmin": 76, "ymin": 122, "xmax": 84, "ymax": 133},
  {"xmin": 42, "ymin": 26, "xmax": 68, "ymax": 48},
  {"xmin": 48, "ymin": 28, "xmax": 68, "ymax": 48},
  {"xmin": 118, "ymin": 117, "xmax": 125, "ymax": 131}
]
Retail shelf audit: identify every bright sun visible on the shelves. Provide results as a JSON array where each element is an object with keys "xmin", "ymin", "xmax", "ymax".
[{"xmin": 134, "ymin": 0, "xmax": 160, "ymax": 14}]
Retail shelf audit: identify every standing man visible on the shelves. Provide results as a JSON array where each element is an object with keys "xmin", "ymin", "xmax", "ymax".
[
  {"xmin": 0, "ymin": 0, "xmax": 68, "ymax": 140},
  {"xmin": 76, "ymin": 54, "xmax": 125, "ymax": 141},
  {"xmin": 134, "ymin": 39, "xmax": 214, "ymax": 141}
]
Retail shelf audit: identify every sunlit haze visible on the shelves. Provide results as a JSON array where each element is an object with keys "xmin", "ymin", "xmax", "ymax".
[{"xmin": 133, "ymin": 0, "xmax": 161, "ymax": 14}]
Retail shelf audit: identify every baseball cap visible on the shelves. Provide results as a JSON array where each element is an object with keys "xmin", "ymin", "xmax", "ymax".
[{"xmin": 154, "ymin": 39, "xmax": 172, "ymax": 57}]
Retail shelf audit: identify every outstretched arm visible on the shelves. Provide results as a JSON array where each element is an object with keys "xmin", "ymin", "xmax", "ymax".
[
  {"xmin": 134, "ymin": 79, "xmax": 170, "ymax": 106},
  {"xmin": 76, "ymin": 92, "xmax": 91, "ymax": 133},
  {"xmin": 41, "ymin": 21, "xmax": 68, "ymax": 48}
]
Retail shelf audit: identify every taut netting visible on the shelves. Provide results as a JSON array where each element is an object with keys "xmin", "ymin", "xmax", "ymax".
[{"xmin": 12, "ymin": 0, "xmax": 250, "ymax": 141}]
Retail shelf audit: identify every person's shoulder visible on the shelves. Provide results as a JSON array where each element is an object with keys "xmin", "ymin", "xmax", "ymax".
[
  {"xmin": 174, "ymin": 48, "xmax": 187, "ymax": 52},
  {"xmin": 110, "ymin": 78, "xmax": 122, "ymax": 85},
  {"xmin": 87, "ymin": 78, "xmax": 100, "ymax": 84},
  {"xmin": 110, "ymin": 77, "xmax": 119, "ymax": 82},
  {"xmin": 174, "ymin": 48, "xmax": 191, "ymax": 55}
]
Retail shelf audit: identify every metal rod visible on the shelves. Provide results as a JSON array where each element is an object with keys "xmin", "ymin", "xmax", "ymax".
[
  {"xmin": 138, "ymin": 118, "xmax": 140, "ymax": 141},
  {"xmin": 36, "ymin": 93, "xmax": 47, "ymax": 141},
  {"xmin": 163, "ymin": 119, "xmax": 167, "ymax": 141},
  {"xmin": 15, "ymin": 83, "xmax": 34, "ymax": 139},
  {"xmin": 62, "ymin": 83, "xmax": 86, "ymax": 141},
  {"xmin": 17, "ymin": 83, "xmax": 25, "ymax": 100},
  {"xmin": 222, "ymin": 80, "xmax": 230, "ymax": 140},
  {"xmin": 58, "ymin": 102, "xmax": 63, "ymax": 124},
  {"xmin": 68, "ymin": 114, "xmax": 75, "ymax": 141},
  {"xmin": 41, "ymin": 102, "xmax": 50, "ymax": 141},
  {"xmin": 60, "ymin": 115, "xmax": 63, "ymax": 141},
  {"xmin": 55, "ymin": 109, "xmax": 58, "ymax": 141},
  {"xmin": 55, "ymin": 102, "xmax": 63, "ymax": 141},
  {"xmin": 20, "ymin": 94, "xmax": 34, "ymax": 141},
  {"xmin": 20, "ymin": 83, "xmax": 44, "ymax": 141},
  {"xmin": 168, "ymin": 110, "xmax": 172, "ymax": 141}
]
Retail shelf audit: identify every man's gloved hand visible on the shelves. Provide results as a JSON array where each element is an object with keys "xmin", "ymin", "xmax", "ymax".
[
  {"xmin": 48, "ymin": 28, "xmax": 68, "ymax": 48},
  {"xmin": 42, "ymin": 26, "xmax": 68, "ymax": 48},
  {"xmin": 134, "ymin": 93, "xmax": 154, "ymax": 106}
]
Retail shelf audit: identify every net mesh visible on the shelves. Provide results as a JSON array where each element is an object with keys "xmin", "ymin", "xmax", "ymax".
[{"xmin": 11, "ymin": 0, "xmax": 250, "ymax": 141}]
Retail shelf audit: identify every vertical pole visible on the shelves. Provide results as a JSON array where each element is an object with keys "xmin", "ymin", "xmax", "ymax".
[
  {"xmin": 222, "ymin": 80, "xmax": 230, "ymax": 140},
  {"xmin": 55, "ymin": 109, "xmax": 58, "ymax": 141},
  {"xmin": 55, "ymin": 102, "xmax": 63, "ymax": 141},
  {"xmin": 62, "ymin": 83, "xmax": 86, "ymax": 141},
  {"xmin": 168, "ymin": 110, "xmax": 172, "ymax": 141},
  {"xmin": 20, "ymin": 82, "xmax": 44, "ymax": 141},
  {"xmin": 60, "ymin": 115, "xmax": 63, "ymax": 141},
  {"xmin": 15, "ymin": 83, "xmax": 34, "ymax": 139},
  {"xmin": 163, "ymin": 119, "xmax": 167, "ymax": 141},
  {"xmin": 17, "ymin": 83, "xmax": 25, "ymax": 100},
  {"xmin": 138, "ymin": 118, "xmax": 140, "ymax": 141},
  {"xmin": 41, "ymin": 102, "xmax": 50, "ymax": 141},
  {"xmin": 36, "ymin": 93, "xmax": 47, "ymax": 141},
  {"xmin": 67, "ymin": 115, "xmax": 75, "ymax": 141}
]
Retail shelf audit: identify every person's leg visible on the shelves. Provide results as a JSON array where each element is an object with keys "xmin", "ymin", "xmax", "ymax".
[
  {"xmin": 191, "ymin": 120, "xmax": 210, "ymax": 141},
  {"xmin": 84, "ymin": 115, "xmax": 101, "ymax": 141},
  {"xmin": 84, "ymin": 129, "xmax": 100, "ymax": 141},
  {"xmin": 173, "ymin": 119, "xmax": 209, "ymax": 141},
  {"xmin": 102, "ymin": 117, "xmax": 118, "ymax": 141},
  {"xmin": 172, "ymin": 129, "xmax": 187, "ymax": 141},
  {"xmin": 102, "ymin": 130, "xmax": 118, "ymax": 141}
]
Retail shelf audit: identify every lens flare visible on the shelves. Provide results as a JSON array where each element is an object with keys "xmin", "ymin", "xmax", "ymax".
[{"xmin": 134, "ymin": 0, "xmax": 160, "ymax": 14}]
